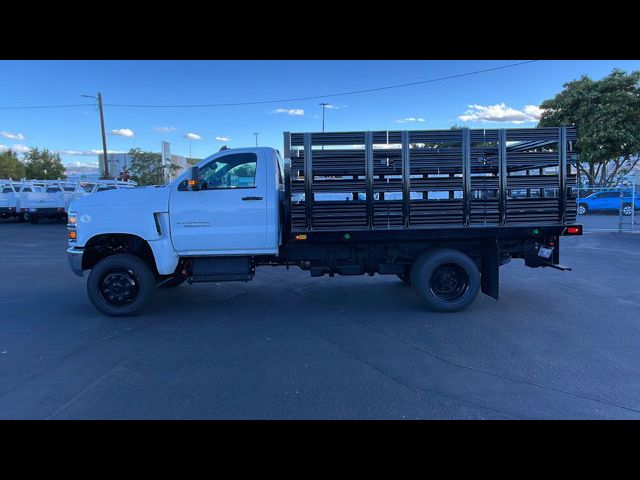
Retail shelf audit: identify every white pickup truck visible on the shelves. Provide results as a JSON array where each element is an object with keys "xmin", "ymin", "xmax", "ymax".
[
  {"xmin": 67, "ymin": 127, "xmax": 583, "ymax": 317},
  {"xmin": 0, "ymin": 181, "xmax": 25, "ymax": 221},
  {"xmin": 21, "ymin": 183, "xmax": 67, "ymax": 223}
]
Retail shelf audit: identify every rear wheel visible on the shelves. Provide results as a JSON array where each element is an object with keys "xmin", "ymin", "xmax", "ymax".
[
  {"xmin": 411, "ymin": 249, "xmax": 480, "ymax": 312},
  {"xmin": 87, "ymin": 253, "xmax": 156, "ymax": 317},
  {"xmin": 623, "ymin": 204, "xmax": 633, "ymax": 216}
]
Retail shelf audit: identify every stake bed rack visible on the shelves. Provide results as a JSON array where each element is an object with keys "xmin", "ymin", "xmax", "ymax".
[{"xmin": 283, "ymin": 126, "xmax": 577, "ymax": 233}]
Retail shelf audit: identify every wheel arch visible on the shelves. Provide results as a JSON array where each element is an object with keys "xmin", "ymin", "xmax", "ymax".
[{"xmin": 82, "ymin": 233, "xmax": 160, "ymax": 277}]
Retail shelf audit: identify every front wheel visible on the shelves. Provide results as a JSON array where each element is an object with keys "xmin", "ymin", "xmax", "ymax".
[
  {"xmin": 411, "ymin": 249, "xmax": 480, "ymax": 312},
  {"xmin": 87, "ymin": 253, "xmax": 156, "ymax": 317},
  {"xmin": 623, "ymin": 204, "xmax": 633, "ymax": 216},
  {"xmin": 577, "ymin": 203, "xmax": 588, "ymax": 215}
]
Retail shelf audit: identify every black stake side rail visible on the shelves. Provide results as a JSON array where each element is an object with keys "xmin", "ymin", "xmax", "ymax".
[{"xmin": 283, "ymin": 127, "xmax": 577, "ymax": 233}]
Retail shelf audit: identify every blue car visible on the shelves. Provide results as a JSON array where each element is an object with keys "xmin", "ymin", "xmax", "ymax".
[{"xmin": 577, "ymin": 190, "xmax": 640, "ymax": 216}]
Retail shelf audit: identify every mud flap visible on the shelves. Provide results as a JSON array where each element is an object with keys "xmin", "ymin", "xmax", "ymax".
[{"xmin": 481, "ymin": 238, "xmax": 499, "ymax": 300}]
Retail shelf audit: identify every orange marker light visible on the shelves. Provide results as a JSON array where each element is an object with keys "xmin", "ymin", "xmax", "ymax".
[
  {"xmin": 295, "ymin": 234, "xmax": 307, "ymax": 241},
  {"xmin": 68, "ymin": 230, "xmax": 77, "ymax": 240},
  {"xmin": 188, "ymin": 180, "xmax": 198, "ymax": 186}
]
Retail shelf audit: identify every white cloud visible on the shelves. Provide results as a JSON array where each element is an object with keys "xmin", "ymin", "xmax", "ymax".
[
  {"xmin": 458, "ymin": 103, "xmax": 543, "ymax": 124},
  {"xmin": 0, "ymin": 131, "xmax": 25, "ymax": 141},
  {"xmin": 183, "ymin": 133, "xmax": 202, "ymax": 140},
  {"xmin": 324, "ymin": 104, "xmax": 347, "ymax": 110},
  {"xmin": 111, "ymin": 128, "xmax": 135, "ymax": 137},
  {"xmin": 523, "ymin": 105, "xmax": 543, "ymax": 118},
  {"xmin": 0, "ymin": 143, "xmax": 30, "ymax": 153},
  {"xmin": 396, "ymin": 117, "xmax": 425, "ymax": 124},
  {"xmin": 57, "ymin": 149, "xmax": 127, "ymax": 156},
  {"xmin": 153, "ymin": 126, "xmax": 176, "ymax": 133},
  {"xmin": 272, "ymin": 108, "xmax": 304, "ymax": 116},
  {"xmin": 374, "ymin": 143, "xmax": 402, "ymax": 149},
  {"xmin": 215, "ymin": 136, "xmax": 231, "ymax": 141},
  {"xmin": 64, "ymin": 161, "xmax": 100, "ymax": 168}
]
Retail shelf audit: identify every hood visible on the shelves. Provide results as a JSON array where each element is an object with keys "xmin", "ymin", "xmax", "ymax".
[{"xmin": 70, "ymin": 186, "xmax": 170, "ymax": 213}]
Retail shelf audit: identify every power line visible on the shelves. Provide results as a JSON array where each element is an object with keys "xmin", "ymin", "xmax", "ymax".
[
  {"xmin": 103, "ymin": 61, "xmax": 539, "ymax": 108},
  {"xmin": 0, "ymin": 103, "xmax": 93, "ymax": 110},
  {"xmin": 0, "ymin": 61, "xmax": 538, "ymax": 110}
]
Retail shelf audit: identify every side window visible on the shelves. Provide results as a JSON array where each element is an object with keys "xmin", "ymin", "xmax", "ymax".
[
  {"xmin": 199, "ymin": 153, "xmax": 257, "ymax": 190},
  {"xmin": 22, "ymin": 188, "xmax": 32, "ymax": 192}
]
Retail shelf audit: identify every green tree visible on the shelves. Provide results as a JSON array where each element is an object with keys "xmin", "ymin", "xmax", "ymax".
[
  {"xmin": 539, "ymin": 68, "xmax": 640, "ymax": 187},
  {"xmin": 129, "ymin": 148, "xmax": 180, "ymax": 186},
  {"xmin": 0, "ymin": 150, "xmax": 26, "ymax": 179},
  {"xmin": 23, "ymin": 148, "xmax": 66, "ymax": 180}
]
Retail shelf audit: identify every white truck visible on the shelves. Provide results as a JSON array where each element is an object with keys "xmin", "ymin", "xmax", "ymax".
[
  {"xmin": 0, "ymin": 181, "xmax": 25, "ymax": 221},
  {"xmin": 67, "ymin": 127, "xmax": 583, "ymax": 317},
  {"xmin": 21, "ymin": 182, "xmax": 67, "ymax": 223}
]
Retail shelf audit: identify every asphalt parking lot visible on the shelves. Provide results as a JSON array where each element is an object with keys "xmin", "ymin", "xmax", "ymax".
[{"xmin": 1, "ymin": 218, "xmax": 639, "ymax": 419}]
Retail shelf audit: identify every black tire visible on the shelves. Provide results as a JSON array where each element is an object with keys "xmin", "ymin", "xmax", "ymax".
[
  {"xmin": 29, "ymin": 214, "xmax": 39, "ymax": 224},
  {"xmin": 158, "ymin": 275, "xmax": 187, "ymax": 288},
  {"xmin": 87, "ymin": 253, "xmax": 156, "ymax": 317},
  {"xmin": 410, "ymin": 248, "xmax": 480, "ymax": 312},
  {"xmin": 18, "ymin": 214, "xmax": 25, "ymax": 223}
]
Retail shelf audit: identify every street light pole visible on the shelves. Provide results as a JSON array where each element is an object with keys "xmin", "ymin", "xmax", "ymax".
[
  {"xmin": 253, "ymin": 132, "xmax": 259, "ymax": 147},
  {"xmin": 319, "ymin": 103, "xmax": 329, "ymax": 132},
  {"xmin": 82, "ymin": 92, "xmax": 110, "ymax": 179}
]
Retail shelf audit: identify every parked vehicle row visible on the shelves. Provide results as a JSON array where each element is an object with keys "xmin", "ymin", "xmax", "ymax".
[{"xmin": 0, "ymin": 179, "xmax": 137, "ymax": 223}]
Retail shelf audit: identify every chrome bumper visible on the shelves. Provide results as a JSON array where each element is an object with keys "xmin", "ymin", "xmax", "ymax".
[{"xmin": 67, "ymin": 247, "xmax": 84, "ymax": 277}]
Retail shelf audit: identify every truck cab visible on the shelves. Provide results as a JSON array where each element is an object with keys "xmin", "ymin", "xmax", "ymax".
[{"xmin": 169, "ymin": 147, "xmax": 282, "ymax": 255}]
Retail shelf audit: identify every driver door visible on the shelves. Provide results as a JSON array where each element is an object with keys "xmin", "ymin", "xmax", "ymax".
[{"xmin": 169, "ymin": 150, "xmax": 268, "ymax": 254}]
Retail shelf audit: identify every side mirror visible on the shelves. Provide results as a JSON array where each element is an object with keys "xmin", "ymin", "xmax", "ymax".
[{"xmin": 188, "ymin": 166, "xmax": 200, "ymax": 191}]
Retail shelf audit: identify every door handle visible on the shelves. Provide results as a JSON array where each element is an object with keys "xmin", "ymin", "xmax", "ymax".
[{"xmin": 242, "ymin": 196, "xmax": 263, "ymax": 201}]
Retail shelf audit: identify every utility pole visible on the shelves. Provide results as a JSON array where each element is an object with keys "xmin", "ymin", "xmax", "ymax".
[
  {"xmin": 319, "ymin": 103, "xmax": 329, "ymax": 132},
  {"xmin": 253, "ymin": 132, "xmax": 260, "ymax": 147},
  {"xmin": 82, "ymin": 92, "xmax": 110, "ymax": 179}
]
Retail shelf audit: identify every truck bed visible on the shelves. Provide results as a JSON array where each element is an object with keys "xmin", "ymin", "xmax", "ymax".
[{"xmin": 283, "ymin": 127, "xmax": 577, "ymax": 236}]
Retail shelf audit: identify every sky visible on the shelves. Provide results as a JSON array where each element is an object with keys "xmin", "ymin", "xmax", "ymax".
[{"xmin": 1, "ymin": 60, "xmax": 640, "ymax": 170}]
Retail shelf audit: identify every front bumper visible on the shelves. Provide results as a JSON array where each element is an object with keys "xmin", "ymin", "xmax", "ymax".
[{"xmin": 67, "ymin": 247, "xmax": 84, "ymax": 277}]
